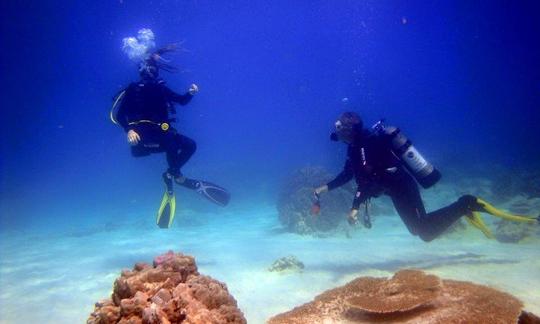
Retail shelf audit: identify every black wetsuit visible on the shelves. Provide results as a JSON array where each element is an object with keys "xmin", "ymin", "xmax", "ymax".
[
  {"xmin": 327, "ymin": 131, "xmax": 470, "ymax": 242},
  {"xmin": 115, "ymin": 79, "xmax": 195, "ymax": 177}
]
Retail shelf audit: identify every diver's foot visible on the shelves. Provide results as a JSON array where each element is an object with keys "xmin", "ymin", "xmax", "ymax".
[
  {"xmin": 163, "ymin": 172, "xmax": 173, "ymax": 182},
  {"xmin": 169, "ymin": 173, "xmax": 199, "ymax": 190},
  {"xmin": 179, "ymin": 178, "xmax": 200, "ymax": 190},
  {"xmin": 162, "ymin": 172, "xmax": 174, "ymax": 194},
  {"xmin": 164, "ymin": 170, "xmax": 186, "ymax": 185},
  {"xmin": 458, "ymin": 195, "xmax": 486, "ymax": 213},
  {"xmin": 173, "ymin": 175, "xmax": 187, "ymax": 185}
]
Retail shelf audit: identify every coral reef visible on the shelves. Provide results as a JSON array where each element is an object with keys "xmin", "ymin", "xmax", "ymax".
[
  {"xmin": 346, "ymin": 270, "xmax": 441, "ymax": 314},
  {"xmin": 277, "ymin": 167, "xmax": 356, "ymax": 234},
  {"xmin": 268, "ymin": 256, "xmax": 304, "ymax": 273},
  {"xmin": 268, "ymin": 269, "xmax": 537, "ymax": 324},
  {"xmin": 88, "ymin": 251, "xmax": 246, "ymax": 324}
]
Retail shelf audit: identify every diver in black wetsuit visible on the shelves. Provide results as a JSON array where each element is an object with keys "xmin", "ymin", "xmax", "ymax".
[
  {"xmin": 114, "ymin": 59, "xmax": 199, "ymax": 187},
  {"xmin": 111, "ymin": 33, "xmax": 230, "ymax": 229},
  {"xmin": 313, "ymin": 112, "xmax": 492, "ymax": 242}
]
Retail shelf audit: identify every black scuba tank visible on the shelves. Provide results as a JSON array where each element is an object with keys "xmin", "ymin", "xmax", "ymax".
[{"xmin": 372, "ymin": 120, "xmax": 441, "ymax": 188}]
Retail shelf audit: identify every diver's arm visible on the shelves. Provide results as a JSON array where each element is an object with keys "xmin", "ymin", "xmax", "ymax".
[
  {"xmin": 114, "ymin": 84, "xmax": 141, "ymax": 132},
  {"xmin": 116, "ymin": 110, "xmax": 131, "ymax": 132},
  {"xmin": 346, "ymin": 186, "xmax": 370, "ymax": 225},
  {"xmin": 127, "ymin": 130, "xmax": 140, "ymax": 145},
  {"xmin": 326, "ymin": 159, "xmax": 354, "ymax": 191},
  {"xmin": 117, "ymin": 104, "xmax": 140, "ymax": 144},
  {"xmin": 164, "ymin": 84, "xmax": 198, "ymax": 105},
  {"xmin": 114, "ymin": 87, "xmax": 141, "ymax": 145},
  {"xmin": 351, "ymin": 187, "xmax": 369, "ymax": 210},
  {"xmin": 166, "ymin": 88, "xmax": 193, "ymax": 105}
]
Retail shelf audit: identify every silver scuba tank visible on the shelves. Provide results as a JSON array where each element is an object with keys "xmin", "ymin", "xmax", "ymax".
[{"xmin": 372, "ymin": 120, "xmax": 441, "ymax": 189}]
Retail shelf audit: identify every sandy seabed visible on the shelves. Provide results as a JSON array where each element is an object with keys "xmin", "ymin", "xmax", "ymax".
[{"xmin": 1, "ymin": 205, "xmax": 539, "ymax": 324}]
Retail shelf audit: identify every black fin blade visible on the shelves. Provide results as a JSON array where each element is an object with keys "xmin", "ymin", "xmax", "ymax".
[{"xmin": 199, "ymin": 181, "xmax": 231, "ymax": 206}]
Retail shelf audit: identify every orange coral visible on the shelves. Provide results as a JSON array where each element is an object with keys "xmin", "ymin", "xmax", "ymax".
[
  {"xmin": 88, "ymin": 251, "xmax": 246, "ymax": 324},
  {"xmin": 268, "ymin": 269, "xmax": 537, "ymax": 324}
]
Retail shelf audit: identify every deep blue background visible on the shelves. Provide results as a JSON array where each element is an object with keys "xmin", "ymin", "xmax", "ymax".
[{"xmin": 1, "ymin": 1, "xmax": 539, "ymax": 229}]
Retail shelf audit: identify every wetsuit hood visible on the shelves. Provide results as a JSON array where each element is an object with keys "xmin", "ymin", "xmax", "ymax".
[{"xmin": 331, "ymin": 112, "xmax": 364, "ymax": 144}]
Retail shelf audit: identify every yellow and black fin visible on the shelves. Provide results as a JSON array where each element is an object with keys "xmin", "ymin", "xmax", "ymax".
[
  {"xmin": 465, "ymin": 211, "xmax": 494, "ymax": 239},
  {"xmin": 476, "ymin": 198, "xmax": 538, "ymax": 224},
  {"xmin": 157, "ymin": 172, "xmax": 177, "ymax": 229},
  {"xmin": 157, "ymin": 192, "xmax": 176, "ymax": 229}
]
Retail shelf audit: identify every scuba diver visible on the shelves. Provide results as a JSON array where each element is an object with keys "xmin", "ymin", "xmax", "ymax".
[
  {"xmin": 111, "ymin": 30, "xmax": 230, "ymax": 229},
  {"xmin": 313, "ymin": 112, "xmax": 538, "ymax": 242}
]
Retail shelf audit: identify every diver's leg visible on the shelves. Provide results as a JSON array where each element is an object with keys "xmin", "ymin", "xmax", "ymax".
[
  {"xmin": 163, "ymin": 133, "xmax": 200, "ymax": 189},
  {"xmin": 421, "ymin": 201, "xmax": 470, "ymax": 241},
  {"xmin": 389, "ymin": 175, "xmax": 466, "ymax": 242},
  {"xmin": 129, "ymin": 126, "xmax": 153, "ymax": 157},
  {"xmin": 163, "ymin": 133, "xmax": 196, "ymax": 177},
  {"xmin": 389, "ymin": 177, "xmax": 428, "ymax": 239},
  {"xmin": 174, "ymin": 134, "xmax": 197, "ymax": 170}
]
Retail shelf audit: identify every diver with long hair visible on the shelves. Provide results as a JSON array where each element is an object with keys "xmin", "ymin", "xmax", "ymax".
[{"xmin": 111, "ymin": 29, "xmax": 230, "ymax": 228}]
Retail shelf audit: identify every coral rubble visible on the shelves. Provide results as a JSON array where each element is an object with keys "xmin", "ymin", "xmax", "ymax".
[
  {"xmin": 88, "ymin": 251, "xmax": 246, "ymax": 324},
  {"xmin": 268, "ymin": 269, "xmax": 537, "ymax": 324},
  {"xmin": 268, "ymin": 256, "xmax": 305, "ymax": 273}
]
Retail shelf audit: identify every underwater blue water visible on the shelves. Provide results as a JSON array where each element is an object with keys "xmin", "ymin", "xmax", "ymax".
[{"xmin": 1, "ymin": 1, "xmax": 540, "ymax": 322}]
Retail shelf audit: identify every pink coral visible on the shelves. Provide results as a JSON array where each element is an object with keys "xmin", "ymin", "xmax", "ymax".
[{"xmin": 88, "ymin": 251, "xmax": 246, "ymax": 324}]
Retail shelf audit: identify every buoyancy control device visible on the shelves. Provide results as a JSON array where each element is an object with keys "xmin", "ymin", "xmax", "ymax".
[{"xmin": 372, "ymin": 120, "xmax": 441, "ymax": 188}]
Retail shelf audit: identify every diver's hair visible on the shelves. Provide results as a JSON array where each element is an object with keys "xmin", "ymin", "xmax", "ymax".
[
  {"xmin": 149, "ymin": 44, "xmax": 180, "ymax": 73},
  {"xmin": 339, "ymin": 112, "xmax": 363, "ymax": 130}
]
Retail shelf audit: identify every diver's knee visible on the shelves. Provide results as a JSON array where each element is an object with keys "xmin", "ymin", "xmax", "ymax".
[
  {"xmin": 178, "ymin": 136, "xmax": 196, "ymax": 154},
  {"xmin": 418, "ymin": 231, "xmax": 437, "ymax": 242},
  {"xmin": 186, "ymin": 140, "xmax": 197, "ymax": 154}
]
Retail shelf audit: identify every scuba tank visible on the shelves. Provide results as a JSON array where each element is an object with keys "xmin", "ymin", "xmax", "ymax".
[{"xmin": 372, "ymin": 120, "xmax": 441, "ymax": 189}]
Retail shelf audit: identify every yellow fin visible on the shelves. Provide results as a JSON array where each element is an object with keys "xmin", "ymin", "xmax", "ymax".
[
  {"xmin": 477, "ymin": 198, "xmax": 537, "ymax": 224},
  {"xmin": 465, "ymin": 211, "xmax": 494, "ymax": 239}
]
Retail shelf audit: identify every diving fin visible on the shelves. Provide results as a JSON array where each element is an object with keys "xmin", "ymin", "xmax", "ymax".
[
  {"xmin": 461, "ymin": 195, "xmax": 538, "ymax": 224},
  {"xmin": 476, "ymin": 198, "xmax": 538, "ymax": 224},
  {"xmin": 460, "ymin": 195, "xmax": 538, "ymax": 239},
  {"xmin": 156, "ymin": 173, "xmax": 176, "ymax": 229},
  {"xmin": 157, "ymin": 192, "xmax": 176, "ymax": 228},
  {"xmin": 465, "ymin": 211, "xmax": 494, "ymax": 239},
  {"xmin": 176, "ymin": 176, "xmax": 231, "ymax": 206},
  {"xmin": 180, "ymin": 179, "xmax": 230, "ymax": 206}
]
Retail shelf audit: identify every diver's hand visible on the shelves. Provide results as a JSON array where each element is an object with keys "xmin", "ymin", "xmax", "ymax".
[
  {"xmin": 127, "ymin": 130, "xmax": 141, "ymax": 146},
  {"xmin": 314, "ymin": 185, "xmax": 329, "ymax": 195},
  {"xmin": 188, "ymin": 84, "xmax": 199, "ymax": 95},
  {"xmin": 347, "ymin": 209, "xmax": 359, "ymax": 226}
]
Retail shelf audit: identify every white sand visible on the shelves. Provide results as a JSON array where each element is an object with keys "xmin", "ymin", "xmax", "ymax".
[{"xmin": 0, "ymin": 205, "xmax": 539, "ymax": 324}]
